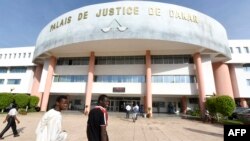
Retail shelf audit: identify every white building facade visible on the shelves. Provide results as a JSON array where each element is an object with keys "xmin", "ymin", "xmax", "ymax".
[{"xmin": 0, "ymin": 1, "xmax": 249, "ymax": 116}]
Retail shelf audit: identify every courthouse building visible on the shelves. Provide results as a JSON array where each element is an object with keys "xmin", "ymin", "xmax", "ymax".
[{"xmin": 0, "ymin": 1, "xmax": 249, "ymax": 116}]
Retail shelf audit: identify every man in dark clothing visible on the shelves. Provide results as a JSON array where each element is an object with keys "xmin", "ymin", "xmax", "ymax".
[{"xmin": 87, "ymin": 95, "xmax": 109, "ymax": 141}]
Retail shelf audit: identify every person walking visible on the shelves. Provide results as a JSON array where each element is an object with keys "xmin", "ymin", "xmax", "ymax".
[
  {"xmin": 132, "ymin": 103, "xmax": 139, "ymax": 122},
  {"xmin": 36, "ymin": 95, "xmax": 68, "ymax": 141},
  {"xmin": 125, "ymin": 104, "xmax": 131, "ymax": 119},
  {"xmin": 0, "ymin": 103, "xmax": 20, "ymax": 139},
  {"xmin": 87, "ymin": 94, "xmax": 110, "ymax": 141}
]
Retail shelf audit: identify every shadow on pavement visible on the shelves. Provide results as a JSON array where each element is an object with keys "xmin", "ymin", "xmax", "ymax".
[{"xmin": 184, "ymin": 127, "xmax": 223, "ymax": 137}]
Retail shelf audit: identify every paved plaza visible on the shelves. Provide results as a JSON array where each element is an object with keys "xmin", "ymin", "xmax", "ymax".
[{"xmin": 0, "ymin": 111, "xmax": 223, "ymax": 141}]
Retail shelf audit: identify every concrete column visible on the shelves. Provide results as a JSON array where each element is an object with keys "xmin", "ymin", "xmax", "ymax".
[
  {"xmin": 193, "ymin": 53, "xmax": 206, "ymax": 117},
  {"xmin": 181, "ymin": 96, "xmax": 187, "ymax": 114},
  {"xmin": 40, "ymin": 56, "xmax": 56, "ymax": 111},
  {"xmin": 228, "ymin": 64, "xmax": 240, "ymax": 98},
  {"xmin": 240, "ymin": 98, "xmax": 249, "ymax": 108},
  {"xmin": 146, "ymin": 50, "xmax": 152, "ymax": 117},
  {"xmin": 31, "ymin": 64, "xmax": 43, "ymax": 107},
  {"xmin": 84, "ymin": 52, "xmax": 95, "ymax": 115},
  {"xmin": 212, "ymin": 62, "xmax": 234, "ymax": 98}
]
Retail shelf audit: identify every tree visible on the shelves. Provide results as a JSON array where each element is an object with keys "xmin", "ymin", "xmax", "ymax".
[{"xmin": 215, "ymin": 95, "xmax": 235, "ymax": 117}]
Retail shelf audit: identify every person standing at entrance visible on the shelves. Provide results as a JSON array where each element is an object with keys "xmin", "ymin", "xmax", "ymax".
[
  {"xmin": 36, "ymin": 95, "xmax": 68, "ymax": 141},
  {"xmin": 125, "ymin": 104, "xmax": 131, "ymax": 119},
  {"xmin": 87, "ymin": 94, "xmax": 109, "ymax": 141},
  {"xmin": 0, "ymin": 104, "xmax": 20, "ymax": 139}
]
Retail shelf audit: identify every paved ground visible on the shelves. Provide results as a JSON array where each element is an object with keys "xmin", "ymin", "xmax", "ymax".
[{"xmin": 0, "ymin": 111, "xmax": 224, "ymax": 141}]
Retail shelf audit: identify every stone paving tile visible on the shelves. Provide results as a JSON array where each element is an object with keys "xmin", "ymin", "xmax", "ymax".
[{"xmin": 0, "ymin": 111, "xmax": 223, "ymax": 141}]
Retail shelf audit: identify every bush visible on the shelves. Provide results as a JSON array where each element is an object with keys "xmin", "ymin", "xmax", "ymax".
[
  {"xmin": 186, "ymin": 107, "xmax": 201, "ymax": 117},
  {"xmin": 215, "ymin": 95, "xmax": 235, "ymax": 117},
  {"xmin": 0, "ymin": 93, "xmax": 14, "ymax": 111},
  {"xmin": 18, "ymin": 108, "xmax": 27, "ymax": 115},
  {"xmin": 14, "ymin": 94, "xmax": 30, "ymax": 109},
  {"xmin": 205, "ymin": 96, "xmax": 217, "ymax": 116},
  {"xmin": 28, "ymin": 107, "xmax": 37, "ymax": 112},
  {"xmin": 29, "ymin": 96, "xmax": 39, "ymax": 108}
]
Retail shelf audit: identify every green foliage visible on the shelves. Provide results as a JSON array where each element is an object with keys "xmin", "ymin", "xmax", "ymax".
[
  {"xmin": 14, "ymin": 94, "xmax": 30, "ymax": 108},
  {"xmin": 215, "ymin": 95, "xmax": 235, "ymax": 117},
  {"xmin": 186, "ymin": 107, "xmax": 201, "ymax": 117},
  {"xmin": 220, "ymin": 119, "xmax": 244, "ymax": 125},
  {"xmin": 18, "ymin": 108, "xmax": 27, "ymax": 115},
  {"xmin": 0, "ymin": 93, "xmax": 14, "ymax": 110},
  {"xmin": 206, "ymin": 95, "xmax": 236, "ymax": 120},
  {"xmin": 205, "ymin": 96, "xmax": 217, "ymax": 116},
  {"xmin": 191, "ymin": 107, "xmax": 201, "ymax": 116},
  {"xmin": 29, "ymin": 96, "xmax": 39, "ymax": 108},
  {"xmin": 28, "ymin": 107, "xmax": 37, "ymax": 112}
]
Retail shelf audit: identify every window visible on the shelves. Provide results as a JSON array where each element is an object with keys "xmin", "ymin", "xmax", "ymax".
[
  {"xmin": 9, "ymin": 54, "xmax": 12, "ymax": 59},
  {"xmin": 189, "ymin": 98, "xmax": 198, "ymax": 104},
  {"xmin": 95, "ymin": 56, "xmax": 145, "ymax": 65},
  {"xmin": 152, "ymin": 75, "xmax": 196, "ymax": 83},
  {"xmin": 0, "ymin": 67, "xmax": 8, "ymax": 73},
  {"xmin": 54, "ymin": 75, "xmax": 88, "ymax": 82},
  {"xmin": 151, "ymin": 55, "xmax": 193, "ymax": 64},
  {"xmin": 153, "ymin": 101, "xmax": 165, "ymax": 107},
  {"xmin": 57, "ymin": 57, "xmax": 89, "ymax": 65},
  {"xmin": 7, "ymin": 79, "xmax": 21, "ymax": 85},
  {"xmin": 247, "ymin": 79, "xmax": 250, "ymax": 86},
  {"xmin": 23, "ymin": 53, "xmax": 26, "ymax": 58},
  {"xmin": 74, "ymin": 99, "xmax": 81, "ymax": 105},
  {"xmin": 28, "ymin": 53, "xmax": 31, "ymax": 58},
  {"xmin": 229, "ymin": 47, "xmax": 233, "ymax": 53},
  {"xmin": 236, "ymin": 47, "xmax": 241, "ymax": 53},
  {"xmin": 0, "ymin": 54, "xmax": 2, "ymax": 59},
  {"xmin": 14, "ymin": 53, "xmax": 16, "ymax": 58},
  {"xmin": 0, "ymin": 79, "xmax": 4, "ymax": 84},
  {"xmin": 19, "ymin": 53, "xmax": 21, "ymax": 58},
  {"xmin": 94, "ymin": 75, "xmax": 145, "ymax": 83},
  {"xmin": 244, "ymin": 47, "xmax": 249, "ymax": 53},
  {"xmin": 10, "ymin": 67, "xmax": 27, "ymax": 73},
  {"xmin": 243, "ymin": 64, "xmax": 250, "ymax": 72}
]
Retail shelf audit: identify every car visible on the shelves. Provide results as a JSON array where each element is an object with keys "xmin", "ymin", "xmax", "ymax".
[
  {"xmin": 237, "ymin": 109, "xmax": 250, "ymax": 124},
  {"xmin": 228, "ymin": 107, "xmax": 249, "ymax": 120}
]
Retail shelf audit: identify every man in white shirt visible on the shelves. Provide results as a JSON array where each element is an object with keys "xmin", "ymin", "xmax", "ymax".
[
  {"xmin": 125, "ymin": 104, "xmax": 131, "ymax": 118},
  {"xmin": 132, "ymin": 104, "xmax": 139, "ymax": 122},
  {"xmin": 0, "ymin": 104, "xmax": 20, "ymax": 139},
  {"xmin": 36, "ymin": 96, "xmax": 68, "ymax": 141}
]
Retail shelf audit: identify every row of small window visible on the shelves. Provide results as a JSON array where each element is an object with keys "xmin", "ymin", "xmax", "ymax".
[
  {"xmin": 57, "ymin": 57, "xmax": 89, "ymax": 65},
  {"xmin": 53, "ymin": 75, "xmax": 145, "ymax": 83},
  {"xmin": 94, "ymin": 75, "xmax": 145, "ymax": 83},
  {"xmin": 0, "ymin": 67, "xmax": 27, "ymax": 73},
  {"xmin": 0, "ymin": 52, "xmax": 32, "ymax": 59},
  {"xmin": 57, "ymin": 55, "xmax": 194, "ymax": 66},
  {"xmin": 53, "ymin": 75, "xmax": 196, "ymax": 83},
  {"xmin": 229, "ymin": 47, "xmax": 249, "ymax": 54},
  {"xmin": 243, "ymin": 64, "xmax": 250, "ymax": 72},
  {"xmin": 54, "ymin": 75, "xmax": 88, "ymax": 82},
  {"xmin": 151, "ymin": 55, "xmax": 193, "ymax": 64},
  {"xmin": 0, "ymin": 79, "xmax": 21, "ymax": 85},
  {"xmin": 152, "ymin": 75, "xmax": 196, "ymax": 83}
]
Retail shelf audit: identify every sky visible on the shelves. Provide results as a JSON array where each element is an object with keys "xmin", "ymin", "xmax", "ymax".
[{"xmin": 0, "ymin": 0, "xmax": 250, "ymax": 48}]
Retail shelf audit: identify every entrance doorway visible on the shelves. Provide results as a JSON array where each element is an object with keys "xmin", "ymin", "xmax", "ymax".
[{"xmin": 108, "ymin": 97, "xmax": 140, "ymax": 112}]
